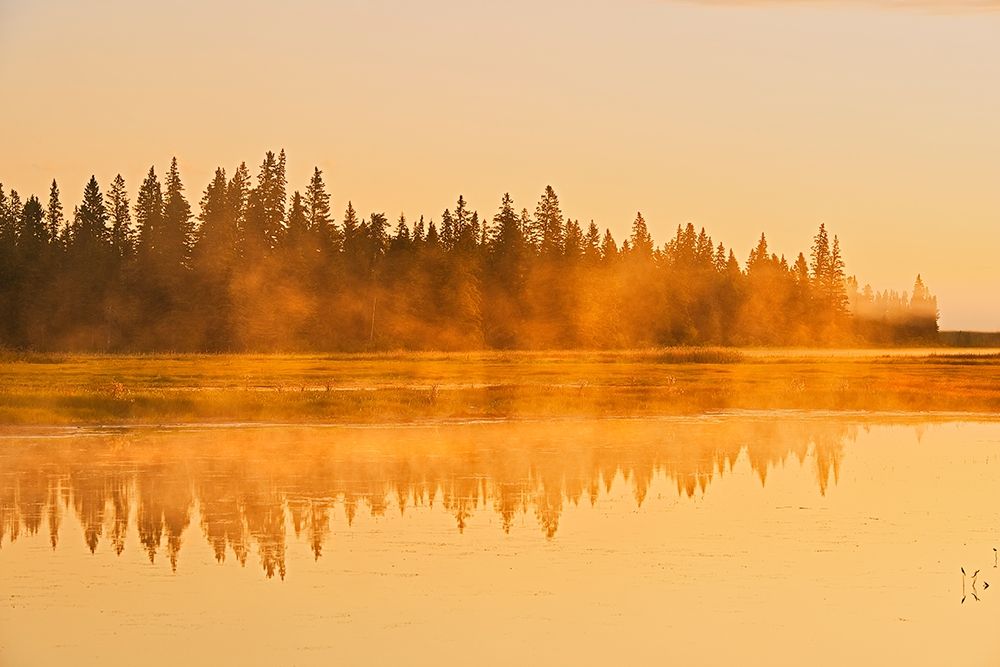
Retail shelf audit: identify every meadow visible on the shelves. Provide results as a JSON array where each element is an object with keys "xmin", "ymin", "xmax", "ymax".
[{"xmin": 1, "ymin": 348, "xmax": 998, "ymax": 425}]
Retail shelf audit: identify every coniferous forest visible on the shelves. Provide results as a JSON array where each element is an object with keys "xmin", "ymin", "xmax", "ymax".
[{"xmin": 0, "ymin": 151, "xmax": 939, "ymax": 352}]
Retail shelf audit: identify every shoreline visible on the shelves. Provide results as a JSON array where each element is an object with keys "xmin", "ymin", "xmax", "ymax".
[{"xmin": 2, "ymin": 349, "xmax": 998, "ymax": 426}]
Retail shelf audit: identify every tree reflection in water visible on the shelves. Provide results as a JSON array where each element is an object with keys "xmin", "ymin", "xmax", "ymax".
[{"xmin": 0, "ymin": 419, "xmax": 849, "ymax": 578}]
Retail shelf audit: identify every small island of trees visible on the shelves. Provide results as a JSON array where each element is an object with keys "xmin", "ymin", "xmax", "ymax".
[{"xmin": 0, "ymin": 150, "xmax": 938, "ymax": 352}]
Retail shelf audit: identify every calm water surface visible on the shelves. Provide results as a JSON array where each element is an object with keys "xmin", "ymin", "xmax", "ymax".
[{"xmin": 1, "ymin": 415, "xmax": 999, "ymax": 666}]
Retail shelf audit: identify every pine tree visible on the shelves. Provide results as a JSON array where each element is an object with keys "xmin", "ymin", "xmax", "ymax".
[
  {"xmin": 367, "ymin": 212, "xmax": 390, "ymax": 255},
  {"xmin": 74, "ymin": 176, "xmax": 108, "ymax": 249},
  {"xmin": 342, "ymin": 201, "xmax": 360, "ymax": 256},
  {"xmin": 425, "ymin": 220, "xmax": 439, "ymax": 246},
  {"xmin": 519, "ymin": 209, "xmax": 534, "ymax": 250},
  {"xmin": 285, "ymin": 191, "xmax": 310, "ymax": 250},
  {"xmin": 412, "ymin": 215, "xmax": 426, "ymax": 242},
  {"xmin": 391, "ymin": 213, "xmax": 411, "ymax": 250},
  {"xmin": 305, "ymin": 167, "xmax": 335, "ymax": 250},
  {"xmin": 162, "ymin": 157, "xmax": 194, "ymax": 268},
  {"xmin": 107, "ymin": 174, "xmax": 133, "ymax": 259},
  {"xmin": 793, "ymin": 252, "xmax": 809, "ymax": 284},
  {"xmin": 246, "ymin": 150, "xmax": 287, "ymax": 251},
  {"xmin": 810, "ymin": 223, "xmax": 831, "ymax": 287},
  {"xmin": 629, "ymin": 212, "xmax": 653, "ymax": 257},
  {"xmin": 584, "ymin": 222, "xmax": 601, "ymax": 262},
  {"xmin": 714, "ymin": 242, "xmax": 727, "ymax": 274},
  {"xmin": 453, "ymin": 195, "xmax": 471, "ymax": 243},
  {"xmin": 135, "ymin": 167, "xmax": 164, "ymax": 260},
  {"xmin": 45, "ymin": 180, "xmax": 65, "ymax": 247},
  {"xmin": 908, "ymin": 274, "xmax": 938, "ymax": 335},
  {"xmin": 196, "ymin": 167, "xmax": 235, "ymax": 271},
  {"xmin": 600, "ymin": 229, "xmax": 617, "ymax": 261},
  {"xmin": 746, "ymin": 233, "xmax": 769, "ymax": 274},
  {"xmin": 19, "ymin": 195, "xmax": 47, "ymax": 251},
  {"xmin": 534, "ymin": 186, "xmax": 564, "ymax": 255},
  {"xmin": 695, "ymin": 228, "xmax": 713, "ymax": 266},
  {"xmin": 226, "ymin": 162, "xmax": 250, "ymax": 254},
  {"xmin": 1, "ymin": 189, "xmax": 22, "ymax": 247},
  {"xmin": 440, "ymin": 208, "xmax": 455, "ymax": 248},
  {"xmin": 564, "ymin": 219, "xmax": 584, "ymax": 259},
  {"xmin": 475, "ymin": 211, "xmax": 487, "ymax": 246},
  {"xmin": 492, "ymin": 193, "xmax": 521, "ymax": 253},
  {"xmin": 829, "ymin": 235, "xmax": 848, "ymax": 316},
  {"xmin": 0, "ymin": 187, "xmax": 10, "ymax": 249}
]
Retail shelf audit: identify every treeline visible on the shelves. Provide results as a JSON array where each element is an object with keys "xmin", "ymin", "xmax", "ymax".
[{"xmin": 0, "ymin": 151, "xmax": 938, "ymax": 351}]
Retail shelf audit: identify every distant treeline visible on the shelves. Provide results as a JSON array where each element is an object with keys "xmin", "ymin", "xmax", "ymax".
[
  {"xmin": 939, "ymin": 331, "xmax": 1000, "ymax": 348},
  {"xmin": 0, "ymin": 151, "xmax": 938, "ymax": 351}
]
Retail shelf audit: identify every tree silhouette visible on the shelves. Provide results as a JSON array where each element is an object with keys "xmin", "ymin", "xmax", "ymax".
[{"xmin": 0, "ymin": 151, "xmax": 940, "ymax": 351}]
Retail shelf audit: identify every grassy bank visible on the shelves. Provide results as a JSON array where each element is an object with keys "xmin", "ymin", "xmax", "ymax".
[{"xmin": 1, "ymin": 349, "xmax": 998, "ymax": 425}]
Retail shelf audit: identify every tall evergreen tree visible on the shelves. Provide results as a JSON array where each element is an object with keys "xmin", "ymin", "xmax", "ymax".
[
  {"xmin": 341, "ymin": 201, "xmax": 360, "ymax": 257},
  {"xmin": 135, "ymin": 167, "xmax": 164, "ymax": 260},
  {"xmin": 19, "ymin": 195, "xmax": 47, "ymax": 251},
  {"xmin": 600, "ymin": 229, "xmax": 617, "ymax": 261},
  {"xmin": 492, "ymin": 194, "xmax": 522, "ymax": 253},
  {"xmin": 285, "ymin": 191, "xmax": 310, "ymax": 251},
  {"xmin": 305, "ymin": 167, "xmax": 334, "ymax": 250},
  {"xmin": 534, "ymin": 186, "xmax": 564, "ymax": 255},
  {"xmin": 564, "ymin": 219, "xmax": 584, "ymax": 259},
  {"xmin": 829, "ymin": 235, "xmax": 848, "ymax": 316},
  {"xmin": 629, "ymin": 212, "xmax": 653, "ymax": 257},
  {"xmin": 162, "ymin": 157, "xmax": 194, "ymax": 268},
  {"xmin": 196, "ymin": 167, "xmax": 235, "ymax": 270},
  {"xmin": 107, "ymin": 174, "xmax": 133, "ymax": 259},
  {"xmin": 45, "ymin": 180, "xmax": 65, "ymax": 247},
  {"xmin": 246, "ymin": 150, "xmax": 287, "ymax": 252},
  {"xmin": 226, "ymin": 162, "xmax": 250, "ymax": 254},
  {"xmin": 810, "ymin": 223, "xmax": 831, "ymax": 287},
  {"xmin": 584, "ymin": 222, "xmax": 601, "ymax": 262},
  {"xmin": 1, "ymin": 189, "xmax": 23, "ymax": 247},
  {"xmin": 73, "ymin": 176, "xmax": 109, "ymax": 249}
]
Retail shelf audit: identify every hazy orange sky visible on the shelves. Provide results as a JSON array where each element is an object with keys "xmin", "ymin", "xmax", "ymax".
[{"xmin": 1, "ymin": 0, "xmax": 998, "ymax": 329}]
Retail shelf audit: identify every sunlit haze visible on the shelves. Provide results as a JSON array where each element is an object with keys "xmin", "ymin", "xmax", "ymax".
[{"xmin": 1, "ymin": 0, "xmax": 997, "ymax": 329}]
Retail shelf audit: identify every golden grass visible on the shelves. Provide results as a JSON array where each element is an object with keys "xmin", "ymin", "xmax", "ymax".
[{"xmin": 1, "ymin": 348, "xmax": 998, "ymax": 425}]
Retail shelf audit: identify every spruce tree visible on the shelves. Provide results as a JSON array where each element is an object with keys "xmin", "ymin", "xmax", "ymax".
[
  {"xmin": 285, "ymin": 191, "xmax": 310, "ymax": 251},
  {"xmin": 162, "ymin": 157, "xmax": 194, "ymax": 268},
  {"xmin": 246, "ymin": 151, "xmax": 287, "ymax": 252},
  {"xmin": 196, "ymin": 167, "xmax": 234, "ymax": 271},
  {"xmin": 829, "ymin": 235, "xmax": 848, "ymax": 316},
  {"xmin": 305, "ymin": 167, "xmax": 334, "ymax": 250},
  {"xmin": 19, "ymin": 195, "xmax": 47, "ymax": 251},
  {"xmin": 227, "ymin": 162, "xmax": 250, "ymax": 254},
  {"xmin": 793, "ymin": 253, "xmax": 809, "ymax": 284},
  {"xmin": 412, "ymin": 215, "xmax": 426, "ymax": 243},
  {"xmin": 45, "ymin": 180, "xmax": 65, "ymax": 247},
  {"xmin": 714, "ymin": 242, "xmax": 728, "ymax": 274},
  {"xmin": 564, "ymin": 219, "xmax": 584, "ymax": 258},
  {"xmin": 342, "ymin": 201, "xmax": 360, "ymax": 256},
  {"xmin": 810, "ymin": 223, "xmax": 831, "ymax": 287},
  {"xmin": 534, "ymin": 186, "xmax": 564, "ymax": 255},
  {"xmin": 584, "ymin": 222, "xmax": 601, "ymax": 262},
  {"xmin": 453, "ymin": 195, "xmax": 470, "ymax": 242},
  {"xmin": 107, "ymin": 174, "xmax": 133, "ymax": 259},
  {"xmin": 135, "ymin": 167, "xmax": 164, "ymax": 260},
  {"xmin": 1, "ymin": 189, "xmax": 22, "ymax": 247},
  {"xmin": 600, "ymin": 229, "xmax": 617, "ymax": 261},
  {"xmin": 492, "ymin": 193, "xmax": 522, "ymax": 253},
  {"xmin": 74, "ymin": 176, "xmax": 108, "ymax": 249},
  {"xmin": 629, "ymin": 212, "xmax": 653, "ymax": 257}
]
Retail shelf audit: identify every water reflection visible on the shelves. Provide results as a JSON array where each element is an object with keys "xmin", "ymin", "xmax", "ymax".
[{"xmin": 0, "ymin": 419, "xmax": 852, "ymax": 578}]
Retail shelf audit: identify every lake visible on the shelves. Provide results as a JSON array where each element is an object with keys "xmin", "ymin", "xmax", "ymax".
[{"xmin": 1, "ymin": 414, "xmax": 998, "ymax": 665}]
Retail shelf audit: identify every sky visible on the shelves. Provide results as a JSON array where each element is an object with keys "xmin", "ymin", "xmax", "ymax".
[{"xmin": 1, "ymin": 0, "xmax": 998, "ymax": 329}]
